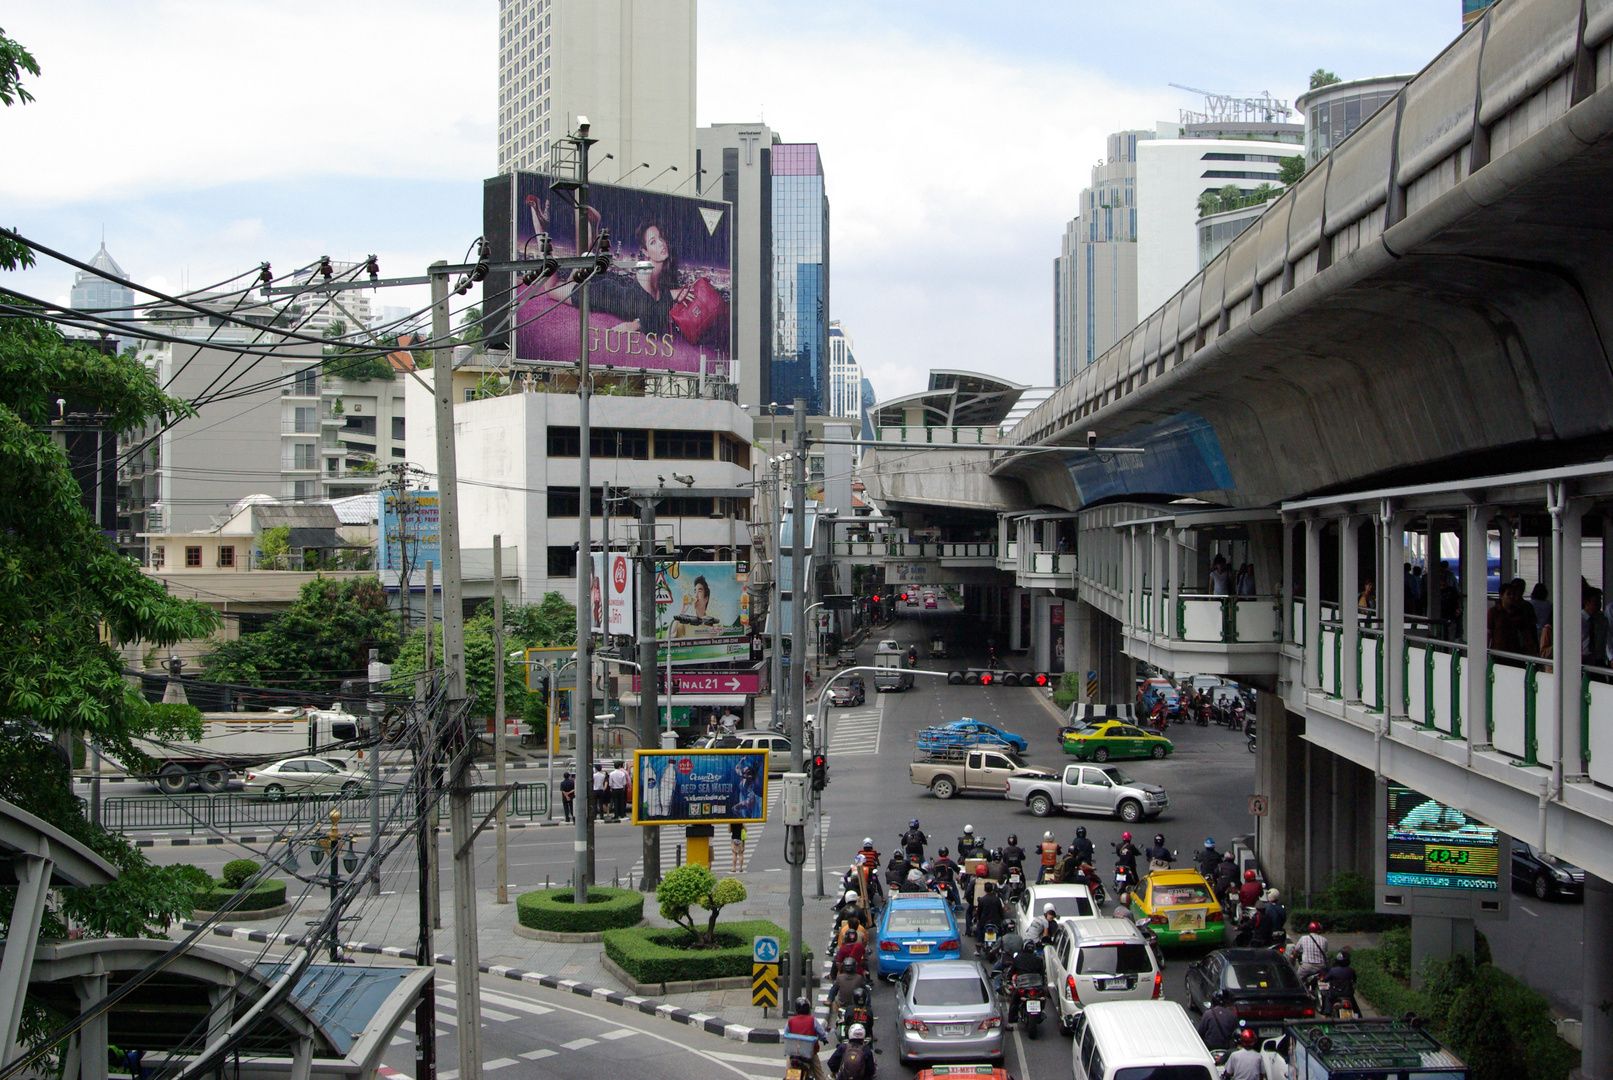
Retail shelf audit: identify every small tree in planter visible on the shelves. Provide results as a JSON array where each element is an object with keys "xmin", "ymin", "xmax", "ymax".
[{"xmin": 656, "ymin": 864, "xmax": 747, "ymax": 947}]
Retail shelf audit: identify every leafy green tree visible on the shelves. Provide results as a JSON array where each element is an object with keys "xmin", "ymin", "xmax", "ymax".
[
  {"xmin": 388, "ymin": 593, "xmax": 576, "ymax": 730},
  {"xmin": 1279, "ymin": 155, "xmax": 1307, "ymax": 186},
  {"xmin": 0, "ymin": 23, "xmax": 39, "ymax": 106},
  {"xmin": 201, "ymin": 576, "xmax": 400, "ymax": 692},
  {"xmin": 1310, "ymin": 69, "xmax": 1341, "ymax": 89},
  {"xmin": 456, "ymin": 306, "xmax": 484, "ymax": 345},
  {"xmin": 654, "ymin": 864, "xmax": 747, "ymax": 945}
]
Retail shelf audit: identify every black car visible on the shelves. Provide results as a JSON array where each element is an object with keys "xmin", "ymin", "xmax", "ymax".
[
  {"xmin": 1511, "ymin": 839, "xmax": 1585, "ymax": 901},
  {"xmin": 1184, "ymin": 948, "xmax": 1315, "ymax": 1023}
]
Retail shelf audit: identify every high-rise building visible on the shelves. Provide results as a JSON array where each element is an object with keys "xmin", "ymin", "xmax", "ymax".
[
  {"xmin": 1053, "ymin": 130, "xmax": 1151, "ymax": 385},
  {"xmin": 496, "ymin": 0, "xmax": 696, "ymax": 184},
  {"xmin": 826, "ymin": 321, "xmax": 863, "ymax": 421},
  {"xmin": 284, "ymin": 262, "xmax": 373, "ymax": 338},
  {"xmin": 859, "ymin": 377, "xmax": 877, "ymax": 441},
  {"xmin": 769, "ymin": 143, "xmax": 830, "ymax": 415},
  {"xmin": 1135, "ymin": 134, "xmax": 1296, "ymax": 316},
  {"xmin": 696, "ymin": 126, "xmax": 831, "ymax": 413},
  {"xmin": 70, "ymin": 242, "xmax": 137, "ymax": 325}
]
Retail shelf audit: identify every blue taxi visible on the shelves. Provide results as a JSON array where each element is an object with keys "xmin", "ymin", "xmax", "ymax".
[{"xmin": 876, "ymin": 896, "xmax": 962, "ymax": 978}]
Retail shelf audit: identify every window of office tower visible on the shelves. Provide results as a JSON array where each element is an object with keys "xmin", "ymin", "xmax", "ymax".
[{"xmin": 771, "ymin": 144, "xmax": 828, "ymax": 414}]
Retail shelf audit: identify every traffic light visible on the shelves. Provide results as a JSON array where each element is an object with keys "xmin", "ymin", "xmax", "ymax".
[
  {"xmin": 811, "ymin": 754, "xmax": 829, "ymax": 791},
  {"xmin": 945, "ymin": 669, "xmax": 1049, "ymax": 686},
  {"xmin": 1031, "ymin": 672, "xmax": 1051, "ymax": 687},
  {"xmin": 980, "ymin": 671, "xmax": 993, "ymax": 686},
  {"xmin": 900, "ymin": 592, "xmax": 909, "ymax": 602},
  {"xmin": 872, "ymin": 594, "xmax": 881, "ymax": 604}
]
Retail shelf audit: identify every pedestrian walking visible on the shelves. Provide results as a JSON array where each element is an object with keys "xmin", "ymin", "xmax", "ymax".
[{"xmin": 731, "ymin": 821, "xmax": 747, "ymax": 871}]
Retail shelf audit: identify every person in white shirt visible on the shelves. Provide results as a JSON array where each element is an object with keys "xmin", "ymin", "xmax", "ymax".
[
  {"xmin": 591, "ymin": 764, "xmax": 607, "ymax": 821},
  {"xmin": 608, "ymin": 761, "xmax": 629, "ymax": 818}
]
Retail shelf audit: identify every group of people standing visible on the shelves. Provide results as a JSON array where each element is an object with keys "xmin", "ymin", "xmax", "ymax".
[{"xmin": 557, "ymin": 760, "xmax": 633, "ymax": 822}]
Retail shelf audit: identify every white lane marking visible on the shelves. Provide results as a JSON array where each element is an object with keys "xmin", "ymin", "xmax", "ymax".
[
  {"xmin": 482, "ymin": 1058, "xmax": 517, "ymax": 1071},
  {"xmin": 478, "ymin": 989, "xmax": 554, "ymax": 1015},
  {"xmin": 827, "ymin": 698, "xmax": 884, "ymax": 755},
  {"xmin": 520, "ymin": 1049, "xmax": 557, "ymax": 1060},
  {"xmin": 562, "ymin": 1037, "xmax": 599, "ymax": 1050},
  {"xmin": 1520, "ymin": 904, "xmax": 1540, "ymax": 917},
  {"xmin": 598, "ymin": 1028, "xmax": 637, "ymax": 1040},
  {"xmin": 390, "ymin": 1036, "xmax": 409, "ymax": 1047},
  {"xmin": 710, "ymin": 1050, "xmax": 786, "ymax": 1067}
]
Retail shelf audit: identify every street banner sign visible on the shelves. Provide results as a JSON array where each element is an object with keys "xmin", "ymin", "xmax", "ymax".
[
  {"xmin": 630, "ymin": 671, "xmax": 760, "ymax": 695},
  {"xmin": 631, "ymin": 749, "xmax": 769, "ymax": 826}
]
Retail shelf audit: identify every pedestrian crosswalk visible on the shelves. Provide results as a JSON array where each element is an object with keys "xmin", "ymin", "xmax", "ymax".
[{"xmin": 826, "ymin": 698, "xmax": 883, "ymax": 755}]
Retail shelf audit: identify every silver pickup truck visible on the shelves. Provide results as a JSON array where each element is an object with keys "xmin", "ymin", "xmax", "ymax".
[
  {"xmin": 1004, "ymin": 763, "xmax": 1168, "ymax": 823},
  {"xmin": 908, "ymin": 747, "xmax": 1024, "ymax": 799}
]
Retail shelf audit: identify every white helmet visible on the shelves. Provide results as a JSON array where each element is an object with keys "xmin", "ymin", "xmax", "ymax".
[
  {"xmin": 844, "ymin": 890, "xmax": 859, "ymax": 904},
  {"xmin": 1043, "ymin": 831, "xmax": 1054, "ymax": 840},
  {"xmin": 1044, "ymin": 903, "xmax": 1057, "ymax": 915},
  {"xmin": 1265, "ymin": 888, "xmax": 1281, "ymax": 902},
  {"xmin": 862, "ymin": 837, "xmax": 873, "ymax": 847},
  {"xmin": 963, "ymin": 824, "xmax": 974, "ymax": 835},
  {"xmin": 848, "ymin": 1023, "xmax": 867, "ymax": 1041}
]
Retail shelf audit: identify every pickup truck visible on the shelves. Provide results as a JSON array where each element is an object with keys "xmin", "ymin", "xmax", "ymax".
[
  {"xmin": 1003, "ymin": 762, "xmax": 1169, "ymax": 823},
  {"xmin": 909, "ymin": 748, "xmax": 1025, "ymax": 800}
]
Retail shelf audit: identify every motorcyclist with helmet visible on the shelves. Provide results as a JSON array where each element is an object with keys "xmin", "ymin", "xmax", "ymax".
[
  {"xmin": 931, "ymin": 847, "xmax": 960, "ymax": 886},
  {"xmin": 1221, "ymin": 1027, "xmax": 1264, "ymax": 1080},
  {"xmin": 900, "ymin": 867, "xmax": 928, "ymax": 893},
  {"xmin": 957, "ymin": 824, "xmax": 986, "ymax": 861},
  {"xmin": 834, "ymin": 928, "xmax": 867, "ymax": 975},
  {"xmin": 1196, "ymin": 989, "xmax": 1242, "ymax": 1051},
  {"xmin": 1024, "ymin": 902, "xmax": 1060, "ymax": 947},
  {"xmin": 826, "ymin": 1023, "xmax": 876, "ymax": 1080},
  {"xmin": 1143, "ymin": 833, "xmax": 1174, "ymax": 871},
  {"xmin": 1321, "ymin": 951, "xmax": 1357, "ymax": 1016},
  {"xmin": 999, "ymin": 834, "xmax": 1027, "ymax": 879},
  {"xmin": 827, "ymin": 955, "xmax": 869, "ymax": 1034},
  {"xmin": 999, "ymin": 938, "xmax": 1047, "ymax": 1028},
  {"xmin": 886, "ymin": 850, "xmax": 911, "ymax": 892},
  {"xmin": 786, "ymin": 996, "xmax": 831, "ymax": 1080},
  {"xmin": 1237, "ymin": 869, "xmax": 1263, "ymax": 912},
  {"xmin": 1069, "ymin": 825, "xmax": 1096, "ymax": 866},
  {"xmin": 1213, "ymin": 852, "xmax": 1240, "ymax": 906},
  {"xmin": 1037, "ymin": 832, "xmax": 1062, "ymax": 883},
  {"xmin": 1292, "ymin": 921, "xmax": 1330, "ymax": 984},
  {"xmin": 901, "ymin": 819, "xmax": 927, "ymax": 862},
  {"xmin": 1114, "ymin": 831, "xmax": 1141, "ymax": 885},
  {"xmin": 1196, "ymin": 838, "xmax": 1222, "ymax": 876},
  {"xmin": 962, "ymin": 862, "xmax": 985, "ymax": 934}
]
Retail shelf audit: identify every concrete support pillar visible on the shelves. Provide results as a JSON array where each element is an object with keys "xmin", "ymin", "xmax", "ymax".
[
  {"xmin": 1583, "ymin": 873, "xmax": 1613, "ymax": 1078},
  {"xmin": 1063, "ymin": 600, "xmax": 1077, "ymax": 678},
  {"xmin": 0, "ymin": 850, "xmax": 53, "ymax": 1062},
  {"xmin": 1305, "ymin": 520, "xmax": 1323, "ymax": 688},
  {"xmin": 1466, "ymin": 507, "xmax": 1492, "ymax": 749},
  {"xmin": 1121, "ymin": 526, "xmax": 1135, "ymax": 627},
  {"xmin": 1341, "ymin": 516, "xmax": 1361, "ymax": 701},
  {"xmin": 1150, "ymin": 525, "xmax": 1164, "ymax": 638},
  {"xmin": 1009, "ymin": 588, "xmax": 1024, "ymax": 652},
  {"xmin": 1410, "ymin": 915, "xmax": 1476, "ymax": 989},
  {"xmin": 1383, "ymin": 508, "xmax": 1407, "ymax": 718},
  {"xmin": 1280, "ymin": 519, "xmax": 1294, "ymax": 643},
  {"xmin": 1553, "ymin": 492, "xmax": 1586, "ymax": 776},
  {"xmin": 1032, "ymin": 593, "xmax": 1051, "ymax": 673},
  {"xmin": 1499, "ymin": 517, "xmax": 1515, "ymax": 585},
  {"xmin": 74, "ymin": 971, "xmax": 109, "ymax": 1080},
  {"xmin": 1260, "ymin": 707, "xmax": 1308, "ymax": 888},
  {"xmin": 1167, "ymin": 529, "xmax": 1181, "ymax": 639}
]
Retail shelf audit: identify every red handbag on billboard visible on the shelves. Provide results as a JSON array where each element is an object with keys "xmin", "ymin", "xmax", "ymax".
[{"xmin": 670, "ymin": 276, "xmax": 727, "ymax": 346}]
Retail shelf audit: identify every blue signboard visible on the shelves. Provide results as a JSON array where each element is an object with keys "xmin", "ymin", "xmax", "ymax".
[
  {"xmin": 632, "ymin": 749, "xmax": 769, "ymax": 826},
  {"xmin": 382, "ymin": 490, "xmax": 440, "ymax": 585}
]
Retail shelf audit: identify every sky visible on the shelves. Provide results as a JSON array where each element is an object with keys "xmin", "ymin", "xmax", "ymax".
[{"xmin": 1, "ymin": 1, "xmax": 1460, "ymax": 402}]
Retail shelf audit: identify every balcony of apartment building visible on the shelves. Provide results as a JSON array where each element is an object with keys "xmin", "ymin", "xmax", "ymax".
[
  {"xmin": 1095, "ymin": 505, "xmax": 1284, "ymax": 676},
  {"xmin": 998, "ymin": 510, "xmax": 1077, "ymax": 590},
  {"xmin": 1280, "ymin": 462, "xmax": 1613, "ymax": 878}
]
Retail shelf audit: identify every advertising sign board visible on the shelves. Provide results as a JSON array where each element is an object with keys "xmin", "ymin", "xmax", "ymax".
[
  {"xmin": 381, "ymin": 490, "xmax": 440, "ymax": 584},
  {"xmin": 656, "ymin": 561, "xmax": 751, "ymax": 666},
  {"xmin": 505, "ymin": 174, "xmax": 732, "ymax": 375},
  {"xmin": 590, "ymin": 552, "xmax": 635, "ymax": 635},
  {"xmin": 1384, "ymin": 785, "xmax": 1501, "ymax": 892},
  {"xmin": 632, "ymin": 749, "xmax": 769, "ymax": 826}
]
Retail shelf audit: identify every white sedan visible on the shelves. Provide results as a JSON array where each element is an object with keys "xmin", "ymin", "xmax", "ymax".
[{"xmin": 243, "ymin": 757, "xmax": 370, "ymax": 800}]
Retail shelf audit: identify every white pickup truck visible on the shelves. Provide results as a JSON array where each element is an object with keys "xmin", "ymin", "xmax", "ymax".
[
  {"xmin": 908, "ymin": 747, "xmax": 1025, "ymax": 799},
  {"xmin": 1003, "ymin": 763, "xmax": 1169, "ymax": 823}
]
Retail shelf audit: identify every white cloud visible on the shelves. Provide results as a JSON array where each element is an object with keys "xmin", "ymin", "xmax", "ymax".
[
  {"xmin": 701, "ymin": 20, "xmax": 1176, "ymax": 399},
  {"xmin": 2, "ymin": 0, "xmax": 496, "ymax": 203}
]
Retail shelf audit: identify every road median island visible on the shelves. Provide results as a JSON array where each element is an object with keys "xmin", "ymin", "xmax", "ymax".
[
  {"xmin": 516, "ymin": 886, "xmax": 644, "ymax": 934},
  {"xmin": 602, "ymin": 918, "xmax": 806, "ymax": 992}
]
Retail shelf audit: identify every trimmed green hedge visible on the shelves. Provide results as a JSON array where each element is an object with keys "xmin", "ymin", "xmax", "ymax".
[
  {"xmin": 516, "ymin": 887, "xmax": 643, "ymax": 933},
  {"xmin": 1289, "ymin": 908, "xmax": 1409, "ymax": 933},
  {"xmin": 604, "ymin": 919, "xmax": 807, "ymax": 985},
  {"xmin": 1354, "ymin": 937, "xmax": 1576, "ymax": 1080},
  {"xmin": 193, "ymin": 879, "xmax": 287, "ymax": 912}
]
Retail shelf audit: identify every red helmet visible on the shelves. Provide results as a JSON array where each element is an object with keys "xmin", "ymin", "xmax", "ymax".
[
  {"xmin": 1239, "ymin": 1027, "xmax": 1258, "ymax": 1046},
  {"xmin": 1244, "ymin": 870, "xmax": 1257, "ymax": 881},
  {"xmin": 975, "ymin": 863, "xmax": 989, "ymax": 877},
  {"xmin": 1121, "ymin": 831, "xmax": 1132, "ymax": 842},
  {"xmin": 1307, "ymin": 921, "xmax": 1321, "ymax": 933}
]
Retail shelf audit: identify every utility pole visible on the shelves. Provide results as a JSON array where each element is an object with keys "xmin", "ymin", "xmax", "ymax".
[
  {"xmin": 413, "ymin": 667, "xmax": 436, "ymax": 1080},
  {"xmin": 367, "ymin": 648, "xmax": 385, "ymax": 897},
  {"xmin": 494, "ymin": 535, "xmax": 508, "ymax": 904},
  {"xmin": 771, "ymin": 455, "xmax": 785, "ymax": 728},
  {"xmin": 572, "ymin": 120, "xmax": 599, "ymax": 903},
  {"xmin": 637, "ymin": 496, "xmax": 660, "ymax": 889},
  {"xmin": 787, "ymin": 396, "xmax": 808, "ymax": 1003},
  {"xmin": 424, "ymin": 561, "xmax": 439, "ymax": 930},
  {"xmin": 430, "ymin": 262, "xmax": 483, "ymax": 1080}
]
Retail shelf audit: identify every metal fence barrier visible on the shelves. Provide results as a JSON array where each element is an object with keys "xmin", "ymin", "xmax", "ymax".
[{"xmin": 102, "ymin": 783, "xmax": 548, "ymax": 835}]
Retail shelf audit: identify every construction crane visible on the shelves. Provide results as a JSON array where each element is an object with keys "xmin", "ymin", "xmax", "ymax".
[{"xmin": 1170, "ymin": 83, "xmax": 1294, "ymax": 125}]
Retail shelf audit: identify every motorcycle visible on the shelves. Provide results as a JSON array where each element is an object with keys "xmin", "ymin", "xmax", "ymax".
[
  {"xmin": 1002, "ymin": 865, "xmax": 1027, "ymax": 906},
  {"xmin": 1194, "ymin": 702, "xmax": 1209, "ymax": 726},
  {"xmin": 782, "ymin": 1033, "xmax": 819, "ymax": 1080},
  {"xmin": 1247, "ymin": 728, "xmax": 1258, "ymax": 753},
  {"xmin": 838, "ymin": 982, "xmax": 875, "ymax": 1039},
  {"xmin": 1003, "ymin": 971, "xmax": 1049, "ymax": 1038},
  {"xmin": 980, "ymin": 922, "xmax": 1001, "ymax": 959},
  {"xmin": 1317, "ymin": 979, "xmax": 1358, "ymax": 1019},
  {"xmin": 1113, "ymin": 861, "xmax": 1137, "ymax": 898}
]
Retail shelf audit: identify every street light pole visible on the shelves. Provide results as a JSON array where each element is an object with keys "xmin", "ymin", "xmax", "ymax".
[
  {"xmin": 787, "ymin": 397, "xmax": 808, "ymax": 1003},
  {"xmin": 571, "ymin": 121, "xmax": 600, "ymax": 903},
  {"xmin": 637, "ymin": 494, "xmax": 661, "ymax": 889}
]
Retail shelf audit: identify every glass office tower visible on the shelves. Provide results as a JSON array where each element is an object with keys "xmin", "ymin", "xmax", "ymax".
[{"xmin": 770, "ymin": 143, "xmax": 830, "ymax": 415}]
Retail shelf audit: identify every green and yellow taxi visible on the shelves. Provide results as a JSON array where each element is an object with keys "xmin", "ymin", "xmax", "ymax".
[
  {"xmin": 1129, "ymin": 868, "xmax": 1225, "ymax": 946},
  {"xmin": 1059, "ymin": 721, "xmax": 1174, "ymax": 762}
]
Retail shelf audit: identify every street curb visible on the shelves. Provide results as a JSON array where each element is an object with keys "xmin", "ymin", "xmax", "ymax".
[
  {"xmin": 177, "ymin": 921, "xmax": 784, "ymax": 1044},
  {"xmin": 134, "ymin": 820, "xmax": 605, "ymax": 847}
]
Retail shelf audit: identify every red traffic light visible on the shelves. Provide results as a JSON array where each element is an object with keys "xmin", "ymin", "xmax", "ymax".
[
  {"xmin": 872, "ymin": 595, "xmax": 881, "ymax": 603},
  {"xmin": 981, "ymin": 672, "xmax": 993, "ymax": 686},
  {"xmin": 1034, "ymin": 672, "xmax": 1049, "ymax": 687},
  {"xmin": 901, "ymin": 593, "xmax": 909, "ymax": 601}
]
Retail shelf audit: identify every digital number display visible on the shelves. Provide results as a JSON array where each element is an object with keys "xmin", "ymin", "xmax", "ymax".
[{"xmin": 1384, "ymin": 785, "xmax": 1500, "ymax": 891}]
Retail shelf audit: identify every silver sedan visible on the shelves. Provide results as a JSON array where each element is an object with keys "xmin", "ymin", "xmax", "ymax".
[
  {"xmin": 894, "ymin": 959, "xmax": 1004, "ymax": 1066},
  {"xmin": 243, "ymin": 756, "xmax": 369, "ymax": 800}
]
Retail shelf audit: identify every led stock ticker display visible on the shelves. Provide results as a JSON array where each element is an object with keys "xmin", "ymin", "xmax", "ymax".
[{"xmin": 1384, "ymin": 785, "xmax": 1501, "ymax": 892}]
